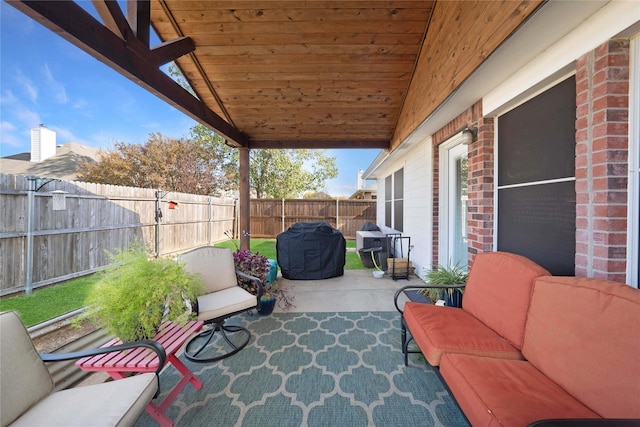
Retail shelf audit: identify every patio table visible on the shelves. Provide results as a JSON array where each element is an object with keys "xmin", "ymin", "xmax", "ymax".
[{"xmin": 76, "ymin": 320, "xmax": 203, "ymax": 427}]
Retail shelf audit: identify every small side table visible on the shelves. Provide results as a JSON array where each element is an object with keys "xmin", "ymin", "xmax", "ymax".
[{"xmin": 76, "ymin": 320, "xmax": 204, "ymax": 427}]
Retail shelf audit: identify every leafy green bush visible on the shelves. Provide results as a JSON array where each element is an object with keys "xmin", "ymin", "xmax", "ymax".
[{"xmin": 83, "ymin": 244, "xmax": 203, "ymax": 341}]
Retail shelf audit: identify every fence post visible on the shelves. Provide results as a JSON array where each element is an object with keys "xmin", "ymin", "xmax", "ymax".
[
  {"xmin": 155, "ymin": 190, "xmax": 163, "ymax": 258},
  {"xmin": 24, "ymin": 176, "xmax": 36, "ymax": 295},
  {"xmin": 336, "ymin": 199, "xmax": 339, "ymax": 230},
  {"xmin": 282, "ymin": 198, "xmax": 285, "ymax": 232},
  {"xmin": 208, "ymin": 196, "xmax": 213, "ymax": 245}
]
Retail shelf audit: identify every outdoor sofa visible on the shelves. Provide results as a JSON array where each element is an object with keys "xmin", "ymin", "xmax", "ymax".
[{"xmin": 394, "ymin": 251, "xmax": 640, "ymax": 426}]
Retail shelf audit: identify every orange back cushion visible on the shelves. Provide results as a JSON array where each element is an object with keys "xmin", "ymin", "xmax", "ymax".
[
  {"xmin": 462, "ymin": 252, "xmax": 550, "ymax": 348},
  {"xmin": 522, "ymin": 276, "xmax": 640, "ymax": 418}
]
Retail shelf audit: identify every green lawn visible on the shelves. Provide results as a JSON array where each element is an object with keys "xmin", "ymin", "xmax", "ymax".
[
  {"xmin": 0, "ymin": 274, "xmax": 100, "ymax": 326},
  {"xmin": 214, "ymin": 239, "xmax": 364, "ymax": 270},
  {"xmin": 1, "ymin": 239, "xmax": 368, "ymax": 326}
]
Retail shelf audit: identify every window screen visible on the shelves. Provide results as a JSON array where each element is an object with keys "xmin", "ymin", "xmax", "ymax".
[
  {"xmin": 498, "ymin": 77, "xmax": 576, "ymax": 186},
  {"xmin": 498, "ymin": 182, "xmax": 576, "ymax": 275},
  {"xmin": 385, "ymin": 175, "xmax": 392, "ymax": 228},
  {"xmin": 497, "ymin": 76, "xmax": 576, "ymax": 275}
]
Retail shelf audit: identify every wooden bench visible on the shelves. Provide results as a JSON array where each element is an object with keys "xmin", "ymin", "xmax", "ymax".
[{"xmin": 76, "ymin": 321, "xmax": 203, "ymax": 427}]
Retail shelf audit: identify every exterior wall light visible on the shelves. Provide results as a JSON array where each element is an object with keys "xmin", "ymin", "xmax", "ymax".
[{"xmin": 461, "ymin": 126, "xmax": 478, "ymax": 145}]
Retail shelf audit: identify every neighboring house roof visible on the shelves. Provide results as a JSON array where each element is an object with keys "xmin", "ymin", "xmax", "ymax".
[{"xmin": 0, "ymin": 142, "xmax": 101, "ymax": 181}]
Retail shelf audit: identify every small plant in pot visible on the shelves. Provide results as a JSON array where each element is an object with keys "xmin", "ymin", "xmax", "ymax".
[
  {"xmin": 83, "ymin": 243, "xmax": 204, "ymax": 342},
  {"xmin": 232, "ymin": 249, "xmax": 294, "ymax": 313},
  {"xmin": 419, "ymin": 262, "xmax": 468, "ymax": 307}
]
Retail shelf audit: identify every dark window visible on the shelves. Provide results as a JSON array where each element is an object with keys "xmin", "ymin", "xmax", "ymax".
[
  {"xmin": 385, "ymin": 175, "xmax": 392, "ymax": 228},
  {"xmin": 498, "ymin": 182, "xmax": 575, "ymax": 275},
  {"xmin": 497, "ymin": 76, "xmax": 576, "ymax": 275},
  {"xmin": 394, "ymin": 169, "xmax": 404, "ymax": 231}
]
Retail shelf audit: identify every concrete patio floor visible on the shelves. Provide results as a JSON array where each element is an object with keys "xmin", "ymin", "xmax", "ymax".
[{"xmin": 273, "ymin": 269, "xmax": 414, "ymax": 313}]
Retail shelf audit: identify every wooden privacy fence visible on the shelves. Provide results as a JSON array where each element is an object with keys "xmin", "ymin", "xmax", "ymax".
[
  {"xmin": 250, "ymin": 199, "xmax": 376, "ymax": 239},
  {"xmin": 0, "ymin": 174, "xmax": 235, "ymax": 296},
  {"xmin": 0, "ymin": 173, "xmax": 377, "ymax": 296}
]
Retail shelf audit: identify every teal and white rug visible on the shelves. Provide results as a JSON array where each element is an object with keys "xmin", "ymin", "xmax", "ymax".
[{"xmin": 134, "ymin": 312, "xmax": 469, "ymax": 427}]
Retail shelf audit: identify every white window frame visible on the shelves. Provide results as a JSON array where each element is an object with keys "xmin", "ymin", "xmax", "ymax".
[
  {"xmin": 627, "ymin": 36, "xmax": 639, "ymax": 288},
  {"xmin": 438, "ymin": 133, "xmax": 468, "ymax": 267}
]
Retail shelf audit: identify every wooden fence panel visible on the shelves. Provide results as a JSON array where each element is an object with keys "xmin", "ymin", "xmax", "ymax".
[
  {"xmin": 0, "ymin": 174, "xmax": 375, "ymax": 295},
  {"xmin": 250, "ymin": 199, "xmax": 376, "ymax": 239},
  {"xmin": 0, "ymin": 174, "xmax": 235, "ymax": 295}
]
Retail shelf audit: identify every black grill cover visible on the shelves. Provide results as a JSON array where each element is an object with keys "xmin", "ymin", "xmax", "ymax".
[{"xmin": 276, "ymin": 222, "xmax": 345, "ymax": 280}]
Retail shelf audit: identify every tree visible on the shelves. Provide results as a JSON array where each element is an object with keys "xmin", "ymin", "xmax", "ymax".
[
  {"xmin": 250, "ymin": 149, "xmax": 337, "ymax": 198},
  {"xmin": 303, "ymin": 191, "xmax": 333, "ymax": 199},
  {"xmin": 77, "ymin": 133, "xmax": 234, "ymax": 195},
  {"xmin": 168, "ymin": 63, "xmax": 338, "ymax": 198},
  {"xmin": 191, "ymin": 124, "xmax": 338, "ymax": 199}
]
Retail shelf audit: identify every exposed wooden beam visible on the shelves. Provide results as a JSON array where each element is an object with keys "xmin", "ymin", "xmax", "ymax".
[
  {"xmin": 151, "ymin": 37, "xmax": 195, "ymax": 67},
  {"xmin": 91, "ymin": 0, "xmax": 129, "ymax": 40},
  {"xmin": 127, "ymin": 0, "xmax": 150, "ymax": 46},
  {"xmin": 249, "ymin": 139, "xmax": 390, "ymax": 150},
  {"xmin": 8, "ymin": 0, "xmax": 247, "ymax": 147}
]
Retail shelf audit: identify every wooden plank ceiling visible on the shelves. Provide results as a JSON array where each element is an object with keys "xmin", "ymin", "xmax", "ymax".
[
  {"xmin": 151, "ymin": 1, "xmax": 434, "ymax": 149},
  {"xmin": 8, "ymin": 1, "xmax": 543, "ymax": 151}
]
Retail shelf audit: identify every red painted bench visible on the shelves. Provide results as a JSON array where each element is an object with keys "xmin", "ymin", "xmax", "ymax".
[{"xmin": 77, "ymin": 321, "xmax": 203, "ymax": 427}]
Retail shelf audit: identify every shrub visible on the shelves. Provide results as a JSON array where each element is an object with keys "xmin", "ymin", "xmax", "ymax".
[{"xmin": 83, "ymin": 244, "xmax": 203, "ymax": 341}]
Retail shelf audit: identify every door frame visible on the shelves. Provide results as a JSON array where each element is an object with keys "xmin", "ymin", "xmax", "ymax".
[{"xmin": 438, "ymin": 134, "xmax": 469, "ymax": 267}]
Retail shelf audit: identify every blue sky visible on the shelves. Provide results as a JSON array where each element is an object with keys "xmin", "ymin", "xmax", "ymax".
[{"xmin": 0, "ymin": 2, "xmax": 380, "ymax": 197}]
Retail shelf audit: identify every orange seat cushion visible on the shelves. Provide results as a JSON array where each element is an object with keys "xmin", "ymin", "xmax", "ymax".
[
  {"xmin": 523, "ymin": 276, "xmax": 640, "ymax": 418},
  {"xmin": 403, "ymin": 302, "xmax": 522, "ymax": 366},
  {"xmin": 462, "ymin": 252, "xmax": 550, "ymax": 349},
  {"xmin": 440, "ymin": 353, "xmax": 600, "ymax": 427}
]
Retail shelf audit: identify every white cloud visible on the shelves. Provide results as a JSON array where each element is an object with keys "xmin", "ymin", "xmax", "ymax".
[
  {"xmin": 43, "ymin": 64, "xmax": 68, "ymax": 104},
  {"xmin": 0, "ymin": 120, "xmax": 25, "ymax": 151},
  {"xmin": 0, "ymin": 89, "xmax": 17, "ymax": 105},
  {"xmin": 14, "ymin": 107, "xmax": 41, "ymax": 128},
  {"xmin": 14, "ymin": 70, "xmax": 38, "ymax": 103}
]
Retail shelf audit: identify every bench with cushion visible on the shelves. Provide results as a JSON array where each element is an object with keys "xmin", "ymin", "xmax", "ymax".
[
  {"xmin": 440, "ymin": 276, "xmax": 640, "ymax": 425},
  {"xmin": 395, "ymin": 251, "xmax": 550, "ymax": 366},
  {"xmin": 394, "ymin": 252, "xmax": 640, "ymax": 425}
]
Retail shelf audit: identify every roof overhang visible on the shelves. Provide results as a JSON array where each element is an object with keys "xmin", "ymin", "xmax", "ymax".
[{"xmin": 7, "ymin": 0, "xmax": 545, "ymax": 152}]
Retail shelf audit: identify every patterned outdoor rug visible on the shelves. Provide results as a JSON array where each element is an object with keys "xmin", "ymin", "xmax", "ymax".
[{"xmin": 134, "ymin": 312, "xmax": 469, "ymax": 427}]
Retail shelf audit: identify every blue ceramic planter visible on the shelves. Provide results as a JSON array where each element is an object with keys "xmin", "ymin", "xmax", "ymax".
[{"xmin": 258, "ymin": 296, "xmax": 276, "ymax": 315}]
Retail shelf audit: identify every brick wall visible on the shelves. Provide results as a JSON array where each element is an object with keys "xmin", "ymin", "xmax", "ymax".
[
  {"xmin": 575, "ymin": 39, "xmax": 630, "ymax": 282},
  {"xmin": 466, "ymin": 117, "xmax": 495, "ymax": 260},
  {"xmin": 431, "ymin": 102, "xmax": 484, "ymax": 268}
]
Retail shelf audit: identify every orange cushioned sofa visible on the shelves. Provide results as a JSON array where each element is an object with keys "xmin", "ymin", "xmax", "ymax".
[{"xmin": 395, "ymin": 252, "xmax": 640, "ymax": 426}]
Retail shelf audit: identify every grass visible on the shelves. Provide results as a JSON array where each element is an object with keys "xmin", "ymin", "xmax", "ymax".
[
  {"xmin": 215, "ymin": 238, "xmax": 364, "ymax": 270},
  {"xmin": 1, "ymin": 239, "xmax": 369, "ymax": 326},
  {"xmin": 0, "ymin": 275, "xmax": 100, "ymax": 327}
]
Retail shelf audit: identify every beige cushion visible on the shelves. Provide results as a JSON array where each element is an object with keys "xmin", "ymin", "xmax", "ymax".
[
  {"xmin": 196, "ymin": 286, "xmax": 257, "ymax": 321},
  {"xmin": 179, "ymin": 247, "xmax": 238, "ymax": 293},
  {"xmin": 1, "ymin": 311, "xmax": 158, "ymax": 427},
  {"xmin": 0, "ymin": 311, "xmax": 54, "ymax": 426},
  {"xmin": 9, "ymin": 373, "xmax": 158, "ymax": 427}
]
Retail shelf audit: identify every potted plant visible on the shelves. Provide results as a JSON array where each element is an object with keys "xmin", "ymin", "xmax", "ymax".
[
  {"xmin": 232, "ymin": 249, "xmax": 294, "ymax": 313},
  {"xmin": 83, "ymin": 243, "xmax": 204, "ymax": 341},
  {"xmin": 233, "ymin": 249, "xmax": 271, "ymax": 294},
  {"xmin": 419, "ymin": 263, "xmax": 468, "ymax": 307},
  {"xmin": 257, "ymin": 291, "xmax": 277, "ymax": 315}
]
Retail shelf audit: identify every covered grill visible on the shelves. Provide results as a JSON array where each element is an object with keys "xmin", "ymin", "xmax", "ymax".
[{"xmin": 276, "ymin": 222, "xmax": 345, "ymax": 280}]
